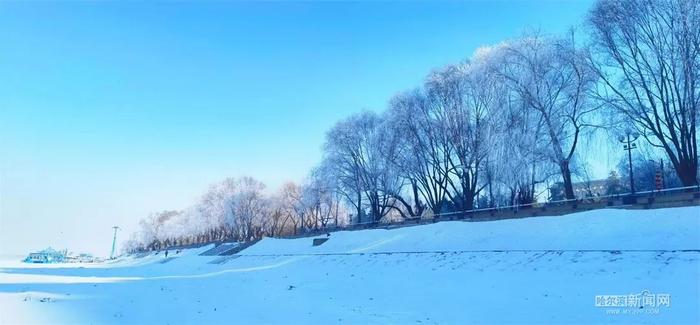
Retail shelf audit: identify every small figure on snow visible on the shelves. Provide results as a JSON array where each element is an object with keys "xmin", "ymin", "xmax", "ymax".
[{"xmin": 165, "ymin": 250, "xmax": 169, "ymax": 258}]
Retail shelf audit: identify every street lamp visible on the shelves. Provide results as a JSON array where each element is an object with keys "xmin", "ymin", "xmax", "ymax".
[
  {"xmin": 110, "ymin": 226, "xmax": 120, "ymax": 260},
  {"xmin": 618, "ymin": 131, "xmax": 640, "ymax": 194}
]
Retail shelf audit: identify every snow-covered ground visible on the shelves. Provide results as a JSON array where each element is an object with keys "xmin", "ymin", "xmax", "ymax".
[{"xmin": 1, "ymin": 207, "xmax": 699, "ymax": 324}]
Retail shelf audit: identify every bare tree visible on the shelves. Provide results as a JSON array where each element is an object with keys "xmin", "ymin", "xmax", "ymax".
[
  {"xmin": 275, "ymin": 182, "xmax": 305, "ymax": 235},
  {"xmin": 424, "ymin": 52, "xmax": 508, "ymax": 211},
  {"xmin": 374, "ymin": 113, "xmax": 424, "ymax": 218},
  {"xmin": 588, "ymin": 0, "xmax": 699, "ymax": 186},
  {"xmin": 388, "ymin": 90, "xmax": 450, "ymax": 215},
  {"xmin": 323, "ymin": 111, "xmax": 397, "ymax": 222},
  {"xmin": 496, "ymin": 34, "xmax": 599, "ymax": 199},
  {"xmin": 301, "ymin": 168, "xmax": 343, "ymax": 229},
  {"xmin": 218, "ymin": 177, "xmax": 267, "ymax": 241},
  {"xmin": 425, "ymin": 65, "xmax": 482, "ymax": 211},
  {"xmin": 322, "ymin": 116, "xmax": 365, "ymax": 223}
]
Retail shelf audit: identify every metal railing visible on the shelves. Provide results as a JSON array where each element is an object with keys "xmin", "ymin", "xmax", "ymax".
[
  {"xmin": 293, "ymin": 185, "xmax": 700, "ymax": 237},
  {"xmin": 133, "ymin": 185, "xmax": 700, "ymax": 253}
]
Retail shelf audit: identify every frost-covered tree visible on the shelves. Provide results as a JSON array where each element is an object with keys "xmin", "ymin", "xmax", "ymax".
[
  {"xmin": 197, "ymin": 176, "xmax": 269, "ymax": 242},
  {"xmin": 495, "ymin": 34, "xmax": 599, "ymax": 199},
  {"xmin": 373, "ymin": 112, "xmax": 424, "ymax": 218},
  {"xmin": 588, "ymin": 0, "xmax": 699, "ymax": 186},
  {"xmin": 269, "ymin": 182, "xmax": 305, "ymax": 235},
  {"xmin": 425, "ymin": 63, "xmax": 491, "ymax": 211},
  {"xmin": 198, "ymin": 177, "xmax": 239, "ymax": 239},
  {"xmin": 323, "ymin": 111, "xmax": 406, "ymax": 222},
  {"xmin": 388, "ymin": 90, "xmax": 450, "ymax": 214},
  {"xmin": 227, "ymin": 177, "xmax": 268, "ymax": 241},
  {"xmin": 299, "ymin": 167, "xmax": 343, "ymax": 229}
]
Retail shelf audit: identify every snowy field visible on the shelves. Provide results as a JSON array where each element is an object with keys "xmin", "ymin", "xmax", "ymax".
[{"xmin": 1, "ymin": 207, "xmax": 699, "ymax": 324}]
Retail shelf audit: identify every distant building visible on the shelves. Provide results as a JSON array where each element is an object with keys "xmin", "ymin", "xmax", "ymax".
[
  {"xmin": 24, "ymin": 247, "xmax": 67, "ymax": 264},
  {"xmin": 550, "ymin": 179, "xmax": 608, "ymax": 200},
  {"xmin": 573, "ymin": 179, "xmax": 607, "ymax": 198},
  {"xmin": 65, "ymin": 253, "xmax": 100, "ymax": 263}
]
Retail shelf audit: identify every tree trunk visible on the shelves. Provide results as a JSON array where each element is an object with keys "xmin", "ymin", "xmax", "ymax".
[
  {"xmin": 674, "ymin": 159, "xmax": 699, "ymax": 187},
  {"xmin": 356, "ymin": 191, "xmax": 362, "ymax": 224},
  {"xmin": 463, "ymin": 189, "xmax": 476, "ymax": 211},
  {"xmin": 560, "ymin": 161, "xmax": 575, "ymax": 199},
  {"xmin": 411, "ymin": 179, "xmax": 424, "ymax": 216}
]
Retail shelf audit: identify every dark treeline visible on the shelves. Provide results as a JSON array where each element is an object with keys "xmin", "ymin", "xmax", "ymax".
[{"xmin": 126, "ymin": 0, "xmax": 698, "ymax": 253}]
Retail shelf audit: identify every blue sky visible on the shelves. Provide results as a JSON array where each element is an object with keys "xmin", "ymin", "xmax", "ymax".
[{"xmin": 0, "ymin": 0, "xmax": 596, "ymax": 256}]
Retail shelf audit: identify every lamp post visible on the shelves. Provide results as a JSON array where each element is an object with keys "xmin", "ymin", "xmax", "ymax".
[
  {"xmin": 110, "ymin": 226, "xmax": 120, "ymax": 260},
  {"xmin": 618, "ymin": 131, "xmax": 640, "ymax": 194}
]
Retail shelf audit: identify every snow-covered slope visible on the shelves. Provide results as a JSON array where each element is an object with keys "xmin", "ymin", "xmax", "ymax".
[
  {"xmin": 1, "ymin": 206, "xmax": 699, "ymax": 324},
  {"xmin": 244, "ymin": 207, "xmax": 700, "ymax": 255}
]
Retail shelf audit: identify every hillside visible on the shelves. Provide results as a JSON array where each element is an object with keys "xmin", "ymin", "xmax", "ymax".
[{"xmin": 1, "ymin": 206, "xmax": 699, "ymax": 324}]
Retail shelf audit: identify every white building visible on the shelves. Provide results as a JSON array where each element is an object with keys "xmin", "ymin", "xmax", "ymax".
[{"xmin": 24, "ymin": 247, "xmax": 67, "ymax": 263}]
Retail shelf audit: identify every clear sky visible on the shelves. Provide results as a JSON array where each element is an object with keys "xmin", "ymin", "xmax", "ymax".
[{"xmin": 0, "ymin": 0, "xmax": 597, "ymax": 257}]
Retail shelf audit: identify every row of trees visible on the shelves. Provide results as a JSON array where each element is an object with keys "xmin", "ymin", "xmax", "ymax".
[
  {"xmin": 550, "ymin": 155, "xmax": 684, "ymax": 202},
  {"xmin": 124, "ymin": 177, "xmax": 347, "ymax": 253},
  {"xmin": 318, "ymin": 0, "xmax": 698, "ymax": 223},
  {"xmin": 322, "ymin": 34, "xmax": 598, "ymax": 223},
  {"xmin": 126, "ymin": 0, "xmax": 698, "ymax": 252}
]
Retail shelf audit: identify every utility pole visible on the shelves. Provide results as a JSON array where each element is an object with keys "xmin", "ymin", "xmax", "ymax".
[{"xmin": 110, "ymin": 226, "xmax": 120, "ymax": 259}]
